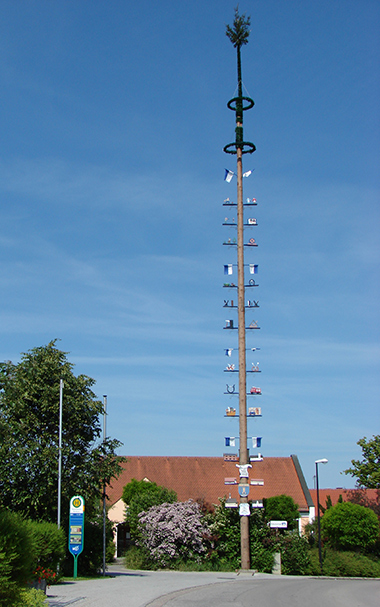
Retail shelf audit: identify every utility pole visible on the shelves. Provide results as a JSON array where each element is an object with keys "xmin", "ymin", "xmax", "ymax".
[{"xmin": 224, "ymin": 7, "xmax": 255, "ymax": 571}]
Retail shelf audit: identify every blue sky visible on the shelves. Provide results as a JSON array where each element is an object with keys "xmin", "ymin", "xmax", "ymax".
[{"xmin": 0, "ymin": 0, "xmax": 379, "ymax": 490}]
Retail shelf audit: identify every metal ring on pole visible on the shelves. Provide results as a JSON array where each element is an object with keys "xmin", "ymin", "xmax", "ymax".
[
  {"xmin": 223, "ymin": 141, "xmax": 256, "ymax": 155},
  {"xmin": 227, "ymin": 96, "xmax": 254, "ymax": 111}
]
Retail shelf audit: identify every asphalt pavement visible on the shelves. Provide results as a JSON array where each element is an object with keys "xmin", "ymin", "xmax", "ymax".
[{"xmin": 46, "ymin": 559, "xmax": 380, "ymax": 607}]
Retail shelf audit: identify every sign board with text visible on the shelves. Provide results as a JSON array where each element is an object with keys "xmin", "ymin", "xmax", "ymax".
[
  {"xmin": 269, "ymin": 520, "xmax": 288, "ymax": 529},
  {"xmin": 68, "ymin": 496, "xmax": 85, "ymax": 557}
]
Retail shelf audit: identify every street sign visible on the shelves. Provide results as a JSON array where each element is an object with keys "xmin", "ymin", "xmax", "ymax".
[
  {"xmin": 238, "ymin": 484, "xmax": 250, "ymax": 497},
  {"xmin": 269, "ymin": 520, "xmax": 288, "ymax": 528},
  {"xmin": 69, "ymin": 496, "xmax": 85, "ymax": 578}
]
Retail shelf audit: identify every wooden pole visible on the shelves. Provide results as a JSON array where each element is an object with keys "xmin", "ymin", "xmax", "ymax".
[
  {"xmin": 237, "ymin": 142, "xmax": 250, "ymax": 569},
  {"xmin": 225, "ymin": 8, "xmax": 254, "ymax": 571}
]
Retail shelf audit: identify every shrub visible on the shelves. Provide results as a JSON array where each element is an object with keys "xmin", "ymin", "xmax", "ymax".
[
  {"xmin": 250, "ymin": 540, "xmax": 274, "ymax": 573},
  {"xmin": 19, "ymin": 588, "xmax": 47, "ymax": 606},
  {"xmin": 321, "ymin": 502, "xmax": 379, "ymax": 551},
  {"xmin": 28, "ymin": 520, "xmax": 65, "ymax": 572},
  {"xmin": 137, "ymin": 500, "xmax": 208, "ymax": 567},
  {"xmin": 124, "ymin": 546, "xmax": 148, "ymax": 570},
  {"xmin": 0, "ymin": 509, "xmax": 37, "ymax": 584},
  {"xmin": 106, "ymin": 537, "xmax": 116, "ymax": 563},
  {"xmin": 308, "ymin": 547, "xmax": 380, "ymax": 577},
  {"xmin": 0, "ymin": 509, "xmax": 67, "ymax": 605},
  {"xmin": 0, "ymin": 550, "xmax": 21, "ymax": 607},
  {"xmin": 278, "ymin": 533, "xmax": 310, "ymax": 575}
]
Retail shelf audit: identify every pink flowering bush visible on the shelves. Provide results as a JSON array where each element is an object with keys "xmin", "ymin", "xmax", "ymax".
[{"xmin": 137, "ymin": 500, "xmax": 209, "ymax": 567}]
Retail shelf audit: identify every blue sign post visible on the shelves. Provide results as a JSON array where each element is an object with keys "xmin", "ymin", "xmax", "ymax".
[{"xmin": 68, "ymin": 496, "xmax": 85, "ymax": 578}]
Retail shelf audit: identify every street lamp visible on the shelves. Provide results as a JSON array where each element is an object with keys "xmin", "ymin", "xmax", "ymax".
[
  {"xmin": 315, "ymin": 458, "xmax": 328, "ymax": 575},
  {"xmin": 102, "ymin": 395, "xmax": 107, "ymax": 577}
]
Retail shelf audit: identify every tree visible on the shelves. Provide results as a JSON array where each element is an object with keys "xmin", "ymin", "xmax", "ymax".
[
  {"xmin": 137, "ymin": 500, "xmax": 208, "ymax": 567},
  {"xmin": 208, "ymin": 498, "xmax": 241, "ymax": 568},
  {"xmin": 346, "ymin": 488, "xmax": 380, "ymax": 519},
  {"xmin": 344, "ymin": 435, "xmax": 380, "ymax": 488},
  {"xmin": 0, "ymin": 341, "xmax": 124, "ymax": 523},
  {"xmin": 263, "ymin": 495, "xmax": 300, "ymax": 530},
  {"xmin": 122, "ymin": 479, "xmax": 177, "ymax": 538},
  {"xmin": 226, "ymin": 6, "xmax": 251, "ymax": 49},
  {"xmin": 321, "ymin": 502, "xmax": 379, "ymax": 552},
  {"xmin": 319, "ymin": 494, "xmax": 343, "ymax": 514}
]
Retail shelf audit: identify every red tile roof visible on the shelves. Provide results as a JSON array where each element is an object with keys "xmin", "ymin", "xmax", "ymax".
[
  {"xmin": 309, "ymin": 488, "xmax": 379, "ymax": 510},
  {"xmin": 107, "ymin": 455, "xmax": 312, "ymax": 512}
]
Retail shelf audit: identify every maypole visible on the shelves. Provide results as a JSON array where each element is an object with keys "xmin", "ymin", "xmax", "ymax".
[{"xmin": 224, "ymin": 7, "xmax": 256, "ymax": 571}]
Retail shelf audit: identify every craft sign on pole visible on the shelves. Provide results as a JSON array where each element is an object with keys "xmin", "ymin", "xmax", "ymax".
[
  {"xmin": 238, "ymin": 484, "xmax": 250, "ymax": 497},
  {"xmin": 68, "ymin": 496, "xmax": 85, "ymax": 578}
]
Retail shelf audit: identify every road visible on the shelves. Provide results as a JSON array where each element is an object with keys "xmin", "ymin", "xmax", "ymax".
[
  {"xmin": 46, "ymin": 561, "xmax": 380, "ymax": 607},
  {"xmin": 147, "ymin": 576, "xmax": 380, "ymax": 607}
]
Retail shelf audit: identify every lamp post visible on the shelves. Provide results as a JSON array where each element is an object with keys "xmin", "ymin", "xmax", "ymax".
[
  {"xmin": 57, "ymin": 379, "xmax": 64, "ymax": 528},
  {"xmin": 102, "ymin": 395, "xmax": 107, "ymax": 576},
  {"xmin": 315, "ymin": 458, "xmax": 328, "ymax": 574}
]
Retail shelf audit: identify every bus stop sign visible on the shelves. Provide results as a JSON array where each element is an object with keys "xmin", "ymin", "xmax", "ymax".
[{"xmin": 69, "ymin": 496, "xmax": 85, "ymax": 557}]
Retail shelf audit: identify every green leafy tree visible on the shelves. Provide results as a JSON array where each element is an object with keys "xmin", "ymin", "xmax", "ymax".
[
  {"xmin": 122, "ymin": 479, "xmax": 177, "ymax": 538},
  {"xmin": 207, "ymin": 498, "xmax": 241, "ymax": 568},
  {"xmin": 321, "ymin": 501, "xmax": 379, "ymax": 552},
  {"xmin": 263, "ymin": 495, "xmax": 299, "ymax": 530},
  {"xmin": 0, "ymin": 341, "xmax": 124, "ymax": 523},
  {"xmin": 344, "ymin": 435, "xmax": 380, "ymax": 488},
  {"xmin": 249, "ymin": 508, "xmax": 274, "ymax": 573},
  {"xmin": 346, "ymin": 488, "xmax": 380, "ymax": 519},
  {"xmin": 319, "ymin": 494, "xmax": 343, "ymax": 514}
]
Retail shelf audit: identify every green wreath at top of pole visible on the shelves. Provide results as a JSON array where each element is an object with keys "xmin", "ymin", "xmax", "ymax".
[
  {"xmin": 224, "ymin": 7, "xmax": 255, "ymax": 156},
  {"xmin": 227, "ymin": 96, "xmax": 254, "ymax": 112},
  {"xmin": 224, "ymin": 141, "xmax": 256, "ymax": 155}
]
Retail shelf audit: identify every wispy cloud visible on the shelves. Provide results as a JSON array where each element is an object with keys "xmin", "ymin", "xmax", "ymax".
[{"xmin": 0, "ymin": 157, "xmax": 218, "ymax": 215}]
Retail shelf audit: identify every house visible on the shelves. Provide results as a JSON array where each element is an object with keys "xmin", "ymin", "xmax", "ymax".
[
  {"xmin": 107, "ymin": 454, "xmax": 314, "ymax": 556},
  {"xmin": 309, "ymin": 487, "xmax": 379, "ymax": 512}
]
